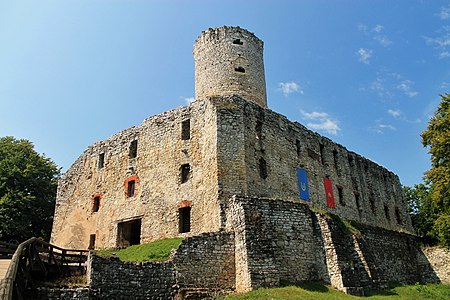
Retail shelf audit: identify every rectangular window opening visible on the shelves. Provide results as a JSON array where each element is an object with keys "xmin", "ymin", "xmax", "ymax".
[
  {"xmin": 354, "ymin": 192, "xmax": 361, "ymax": 210},
  {"xmin": 88, "ymin": 234, "xmax": 96, "ymax": 250},
  {"xmin": 127, "ymin": 180, "xmax": 136, "ymax": 197},
  {"xmin": 92, "ymin": 196, "xmax": 100, "ymax": 212},
  {"xmin": 180, "ymin": 163, "xmax": 191, "ymax": 183},
  {"xmin": 259, "ymin": 157, "xmax": 268, "ymax": 179},
  {"xmin": 181, "ymin": 119, "xmax": 190, "ymax": 140},
  {"xmin": 233, "ymin": 39, "xmax": 243, "ymax": 45},
  {"xmin": 179, "ymin": 207, "xmax": 191, "ymax": 233},
  {"xmin": 319, "ymin": 143, "xmax": 325, "ymax": 165},
  {"xmin": 129, "ymin": 140, "xmax": 138, "ymax": 158},
  {"xmin": 98, "ymin": 153, "xmax": 105, "ymax": 169},
  {"xmin": 333, "ymin": 150, "xmax": 338, "ymax": 170},
  {"xmin": 384, "ymin": 204, "xmax": 390, "ymax": 221},
  {"xmin": 395, "ymin": 207, "xmax": 402, "ymax": 224},
  {"xmin": 255, "ymin": 120, "xmax": 263, "ymax": 140},
  {"xmin": 117, "ymin": 218, "xmax": 141, "ymax": 248},
  {"xmin": 337, "ymin": 186, "xmax": 345, "ymax": 206},
  {"xmin": 369, "ymin": 196, "xmax": 376, "ymax": 214},
  {"xmin": 296, "ymin": 139, "xmax": 301, "ymax": 157}
]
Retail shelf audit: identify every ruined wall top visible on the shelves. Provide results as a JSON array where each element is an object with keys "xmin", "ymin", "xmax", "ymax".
[{"xmin": 193, "ymin": 26, "xmax": 267, "ymax": 107}]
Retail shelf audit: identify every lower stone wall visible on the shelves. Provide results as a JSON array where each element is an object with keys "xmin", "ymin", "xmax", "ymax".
[
  {"xmin": 35, "ymin": 286, "xmax": 90, "ymax": 300},
  {"xmin": 88, "ymin": 256, "xmax": 177, "ymax": 299},
  {"xmin": 421, "ymin": 246, "xmax": 450, "ymax": 284}
]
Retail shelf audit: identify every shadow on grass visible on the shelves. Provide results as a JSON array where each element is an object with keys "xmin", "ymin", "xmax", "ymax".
[
  {"xmin": 365, "ymin": 284, "xmax": 401, "ymax": 297},
  {"xmin": 297, "ymin": 282, "xmax": 330, "ymax": 293}
]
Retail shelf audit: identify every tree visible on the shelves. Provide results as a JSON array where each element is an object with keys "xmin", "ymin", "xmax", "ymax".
[
  {"xmin": 0, "ymin": 136, "xmax": 60, "ymax": 243},
  {"xmin": 421, "ymin": 93, "xmax": 450, "ymax": 247}
]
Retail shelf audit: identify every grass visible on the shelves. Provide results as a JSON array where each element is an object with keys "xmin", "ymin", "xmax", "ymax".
[
  {"xmin": 222, "ymin": 282, "xmax": 450, "ymax": 300},
  {"xmin": 94, "ymin": 237, "xmax": 183, "ymax": 262}
]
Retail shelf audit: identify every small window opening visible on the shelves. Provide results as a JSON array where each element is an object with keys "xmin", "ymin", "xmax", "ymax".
[
  {"xmin": 117, "ymin": 219, "xmax": 141, "ymax": 248},
  {"xmin": 88, "ymin": 234, "xmax": 96, "ymax": 250},
  {"xmin": 233, "ymin": 39, "xmax": 243, "ymax": 45},
  {"xmin": 384, "ymin": 204, "xmax": 390, "ymax": 221},
  {"xmin": 364, "ymin": 164, "xmax": 369, "ymax": 173},
  {"xmin": 337, "ymin": 186, "xmax": 345, "ymax": 206},
  {"xmin": 354, "ymin": 192, "xmax": 361, "ymax": 210},
  {"xmin": 235, "ymin": 66, "xmax": 245, "ymax": 73},
  {"xmin": 129, "ymin": 140, "xmax": 138, "ymax": 158},
  {"xmin": 259, "ymin": 157, "xmax": 268, "ymax": 179},
  {"xmin": 369, "ymin": 196, "xmax": 376, "ymax": 213},
  {"xmin": 319, "ymin": 143, "xmax": 325, "ymax": 165},
  {"xmin": 92, "ymin": 196, "xmax": 100, "ymax": 212},
  {"xmin": 181, "ymin": 119, "xmax": 190, "ymax": 140},
  {"xmin": 348, "ymin": 154, "xmax": 354, "ymax": 166},
  {"xmin": 395, "ymin": 207, "xmax": 402, "ymax": 224},
  {"xmin": 255, "ymin": 120, "xmax": 263, "ymax": 140},
  {"xmin": 179, "ymin": 207, "xmax": 191, "ymax": 233},
  {"xmin": 127, "ymin": 180, "xmax": 136, "ymax": 197},
  {"xmin": 333, "ymin": 150, "xmax": 338, "ymax": 170},
  {"xmin": 98, "ymin": 153, "xmax": 105, "ymax": 169},
  {"xmin": 296, "ymin": 139, "xmax": 301, "ymax": 157},
  {"xmin": 180, "ymin": 163, "xmax": 191, "ymax": 183}
]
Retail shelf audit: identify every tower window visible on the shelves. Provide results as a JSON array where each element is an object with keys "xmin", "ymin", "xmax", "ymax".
[
  {"xmin": 179, "ymin": 207, "xmax": 191, "ymax": 233},
  {"xmin": 98, "ymin": 153, "xmax": 105, "ymax": 169},
  {"xmin": 92, "ymin": 195, "xmax": 101, "ymax": 212},
  {"xmin": 127, "ymin": 180, "xmax": 135, "ymax": 197},
  {"xmin": 129, "ymin": 140, "xmax": 138, "ymax": 158},
  {"xmin": 255, "ymin": 120, "xmax": 263, "ymax": 140},
  {"xmin": 180, "ymin": 163, "xmax": 191, "ymax": 183},
  {"xmin": 296, "ymin": 139, "xmax": 301, "ymax": 157},
  {"xmin": 181, "ymin": 119, "xmax": 190, "ymax": 140},
  {"xmin": 354, "ymin": 192, "xmax": 361, "ymax": 210},
  {"xmin": 259, "ymin": 157, "xmax": 268, "ymax": 179},
  {"xmin": 369, "ymin": 196, "xmax": 376, "ymax": 214},
  {"xmin": 235, "ymin": 66, "xmax": 245, "ymax": 73},
  {"xmin": 319, "ymin": 143, "xmax": 325, "ymax": 165},
  {"xmin": 337, "ymin": 186, "xmax": 345, "ymax": 206},
  {"xmin": 233, "ymin": 39, "xmax": 243, "ymax": 45},
  {"xmin": 333, "ymin": 150, "xmax": 338, "ymax": 170},
  {"xmin": 384, "ymin": 204, "xmax": 390, "ymax": 221},
  {"xmin": 89, "ymin": 234, "xmax": 96, "ymax": 250},
  {"xmin": 395, "ymin": 207, "xmax": 402, "ymax": 224}
]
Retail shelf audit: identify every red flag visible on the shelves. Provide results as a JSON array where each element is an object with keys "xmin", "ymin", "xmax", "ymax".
[{"xmin": 323, "ymin": 178, "xmax": 336, "ymax": 208}]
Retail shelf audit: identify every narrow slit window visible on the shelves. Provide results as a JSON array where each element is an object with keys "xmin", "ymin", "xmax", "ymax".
[
  {"xmin": 337, "ymin": 186, "xmax": 345, "ymax": 206},
  {"xmin": 296, "ymin": 139, "xmax": 301, "ymax": 157},
  {"xmin": 89, "ymin": 234, "xmax": 96, "ymax": 250},
  {"xmin": 348, "ymin": 154, "xmax": 354, "ymax": 167},
  {"xmin": 180, "ymin": 163, "xmax": 191, "ymax": 183},
  {"xmin": 354, "ymin": 192, "xmax": 361, "ymax": 210},
  {"xmin": 319, "ymin": 143, "xmax": 325, "ymax": 165},
  {"xmin": 333, "ymin": 150, "xmax": 338, "ymax": 170},
  {"xmin": 259, "ymin": 157, "xmax": 268, "ymax": 179},
  {"xmin": 369, "ymin": 196, "xmax": 376, "ymax": 214},
  {"xmin": 179, "ymin": 207, "xmax": 191, "ymax": 233},
  {"xmin": 255, "ymin": 120, "xmax": 263, "ymax": 140},
  {"xmin": 395, "ymin": 207, "xmax": 402, "ymax": 224},
  {"xmin": 233, "ymin": 39, "xmax": 243, "ymax": 45},
  {"xmin": 235, "ymin": 66, "xmax": 245, "ymax": 73},
  {"xmin": 98, "ymin": 153, "xmax": 105, "ymax": 169},
  {"xmin": 129, "ymin": 140, "xmax": 138, "ymax": 158},
  {"xmin": 384, "ymin": 204, "xmax": 390, "ymax": 221},
  {"xmin": 92, "ymin": 196, "xmax": 100, "ymax": 212},
  {"xmin": 127, "ymin": 180, "xmax": 136, "ymax": 197},
  {"xmin": 181, "ymin": 119, "xmax": 190, "ymax": 140}
]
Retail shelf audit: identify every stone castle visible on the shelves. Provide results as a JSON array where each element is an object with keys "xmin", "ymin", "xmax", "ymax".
[{"xmin": 50, "ymin": 26, "xmax": 440, "ymax": 297}]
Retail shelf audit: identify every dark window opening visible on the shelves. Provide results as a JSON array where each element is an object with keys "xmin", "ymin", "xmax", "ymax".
[
  {"xmin": 235, "ymin": 66, "xmax": 245, "ymax": 73},
  {"xmin": 255, "ymin": 120, "xmax": 263, "ymax": 140},
  {"xmin": 89, "ymin": 234, "xmax": 96, "ymax": 250},
  {"xmin": 117, "ymin": 219, "xmax": 141, "ymax": 248},
  {"xmin": 319, "ymin": 143, "xmax": 325, "ymax": 165},
  {"xmin": 384, "ymin": 204, "xmax": 390, "ymax": 221},
  {"xmin": 337, "ymin": 186, "xmax": 345, "ymax": 206},
  {"xmin": 364, "ymin": 164, "xmax": 369, "ymax": 173},
  {"xmin": 98, "ymin": 153, "xmax": 105, "ymax": 169},
  {"xmin": 127, "ymin": 180, "xmax": 136, "ymax": 197},
  {"xmin": 333, "ymin": 150, "xmax": 338, "ymax": 170},
  {"xmin": 181, "ymin": 119, "xmax": 190, "ymax": 140},
  {"xmin": 179, "ymin": 207, "xmax": 191, "ymax": 233},
  {"xmin": 129, "ymin": 140, "xmax": 138, "ymax": 158},
  {"xmin": 369, "ymin": 196, "xmax": 376, "ymax": 214},
  {"xmin": 348, "ymin": 154, "xmax": 354, "ymax": 166},
  {"xmin": 233, "ymin": 39, "xmax": 243, "ymax": 45},
  {"xmin": 180, "ymin": 164, "xmax": 191, "ymax": 183},
  {"xmin": 354, "ymin": 192, "xmax": 361, "ymax": 210},
  {"xmin": 259, "ymin": 157, "xmax": 268, "ymax": 179},
  {"xmin": 296, "ymin": 139, "xmax": 301, "ymax": 157},
  {"xmin": 92, "ymin": 196, "xmax": 100, "ymax": 212},
  {"xmin": 395, "ymin": 207, "xmax": 402, "ymax": 224}
]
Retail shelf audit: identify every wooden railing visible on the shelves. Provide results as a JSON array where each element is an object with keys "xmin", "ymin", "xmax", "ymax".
[{"xmin": 0, "ymin": 237, "xmax": 88, "ymax": 300}]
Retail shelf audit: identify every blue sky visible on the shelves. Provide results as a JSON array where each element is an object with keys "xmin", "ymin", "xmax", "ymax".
[{"xmin": 1, "ymin": 0, "xmax": 449, "ymax": 187}]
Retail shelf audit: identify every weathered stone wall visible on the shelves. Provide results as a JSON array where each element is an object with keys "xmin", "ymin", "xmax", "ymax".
[
  {"xmin": 34, "ymin": 286, "xmax": 90, "ymax": 300},
  {"xmin": 421, "ymin": 246, "xmax": 450, "ymax": 284},
  {"xmin": 51, "ymin": 98, "xmax": 220, "ymax": 249},
  {"xmin": 216, "ymin": 96, "xmax": 412, "ymax": 233},
  {"xmin": 194, "ymin": 26, "xmax": 267, "ymax": 107},
  {"xmin": 87, "ymin": 255, "xmax": 177, "ymax": 299}
]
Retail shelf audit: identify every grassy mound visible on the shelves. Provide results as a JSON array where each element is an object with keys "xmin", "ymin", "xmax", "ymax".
[
  {"xmin": 95, "ymin": 237, "xmax": 183, "ymax": 262},
  {"xmin": 222, "ymin": 282, "xmax": 450, "ymax": 300}
]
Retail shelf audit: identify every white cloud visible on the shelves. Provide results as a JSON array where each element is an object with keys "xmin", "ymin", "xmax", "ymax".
[
  {"xmin": 370, "ymin": 122, "xmax": 396, "ymax": 134},
  {"xmin": 184, "ymin": 97, "xmax": 195, "ymax": 104},
  {"xmin": 438, "ymin": 5, "xmax": 450, "ymax": 20},
  {"xmin": 388, "ymin": 109, "xmax": 401, "ymax": 118},
  {"xmin": 370, "ymin": 78, "xmax": 392, "ymax": 98},
  {"xmin": 278, "ymin": 82, "xmax": 303, "ymax": 96},
  {"xmin": 439, "ymin": 51, "xmax": 450, "ymax": 59},
  {"xmin": 301, "ymin": 110, "xmax": 340, "ymax": 135},
  {"xmin": 357, "ymin": 48, "xmax": 372, "ymax": 64},
  {"xmin": 424, "ymin": 26, "xmax": 450, "ymax": 59},
  {"xmin": 374, "ymin": 35, "xmax": 392, "ymax": 47},
  {"xmin": 358, "ymin": 24, "xmax": 368, "ymax": 33},
  {"xmin": 397, "ymin": 80, "xmax": 418, "ymax": 97}
]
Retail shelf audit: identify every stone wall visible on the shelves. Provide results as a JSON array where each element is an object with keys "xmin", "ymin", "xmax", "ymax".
[
  {"xmin": 421, "ymin": 246, "xmax": 450, "ymax": 284},
  {"xmin": 35, "ymin": 287, "xmax": 90, "ymax": 300},
  {"xmin": 216, "ymin": 96, "xmax": 412, "ymax": 233}
]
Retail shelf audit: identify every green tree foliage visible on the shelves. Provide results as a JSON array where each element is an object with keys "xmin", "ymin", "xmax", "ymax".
[
  {"xmin": 421, "ymin": 93, "xmax": 450, "ymax": 247},
  {"xmin": 0, "ymin": 136, "xmax": 60, "ymax": 243}
]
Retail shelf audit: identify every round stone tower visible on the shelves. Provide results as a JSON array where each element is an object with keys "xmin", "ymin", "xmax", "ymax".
[{"xmin": 193, "ymin": 26, "xmax": 267, "ymax": 107}]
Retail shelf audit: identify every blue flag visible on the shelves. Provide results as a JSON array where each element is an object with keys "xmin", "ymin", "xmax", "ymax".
[{"xmin": 297, "ymin": 168, "xmax": 310, "ymax": 201}]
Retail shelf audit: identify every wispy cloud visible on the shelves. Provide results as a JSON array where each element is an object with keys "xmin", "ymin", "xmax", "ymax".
[
  {"xmin": 424, "ymin": 22, "xmax": 450, "ymax": 59},
  {"xmin": 438, "ymin": 5, "xmax": 450, "ymax": 20},
  {"xmin": 184, "ymin": 97, "xmax": 195, "ymax": 104},
  {"xmin": 357, "ymin": 48, "xmax": 372, "ymax": 64},
  {"xmin": 387, "ymin": 109, "xmax": 402, "ymax": 118},
  {"xmin": 300, "ymin": 110, "xmax": 340, "ymax": 135},
  {"xmin": 278, "ymin": 82, "xmax": 303, "ymax": 96},
  {"xmin": 397, "ymin": 80, "xmax": 418, "ymax": 97},
  {"xmin": 370, "ymin": 121, "xmax": 396, "ymax": 134},
  {"xmin": 358, "ymin": 24, "xmax": 392, "ymax": 47},
  {"xmin": 374, "ymin": 35, "xmax": 392, "ymax": 47}
]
